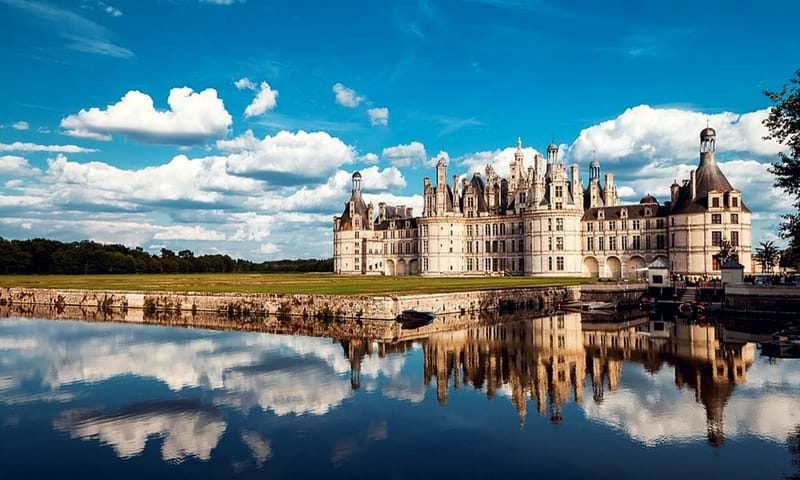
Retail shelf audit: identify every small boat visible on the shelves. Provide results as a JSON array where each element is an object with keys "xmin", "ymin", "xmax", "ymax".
[{"xmin": 397, "ymin": 310, "xmax": 434, "ymax": 329}]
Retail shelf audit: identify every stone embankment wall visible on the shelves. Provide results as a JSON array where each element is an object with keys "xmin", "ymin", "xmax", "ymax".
[
  {"xmin": 724, "ymin": 284, "xmax": 800, "ymax": 314},
  {"xmin": 0, "ymin": 285, "xmax": 579, "ymax": 321},
  {"xmin": 579, "ymin": 282, "xmax": 647, "ymax": 304}
]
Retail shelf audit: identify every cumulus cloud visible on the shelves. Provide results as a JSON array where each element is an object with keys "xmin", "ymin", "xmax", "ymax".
[
  {"xmin": 0, "ymin": 142, "xmax": 97, "ymax": 153},
  {"xmin": 256, "ymin": 242, "xmax": 278, "ymax": 255},
  {"xmin": 12, "ymin": 121, "xmax": 29, "ymax": 131},
  {"xmin": 219, "ymin": 130, "xmax": 356, "ymax": 184},
  {"xmin": 382, "ymin": 141, "xmax": 426, "ymax": 168},
  {"xmin": 244, "ymin": 82, "xmax": 279, "ymax": 118},
  {"xmin": 235, "ymin": 77, "xmax": 256, "ymax": 90},
  {"xmin": 368, "ymin": 107, "xmax": 389, "ymax": 126},
  {"xmin": 358, "ymin": 152, "xmax": 379, "ymax": 164},
  {"xmin": 456, "ymin": 145, "xmax": 542, "ymax": 179},
  {"xmin": 0, "ymin": 155, "xmax": 41, "ymax": 176},
  {"xmin": 332, "ymin": 83, "xmax": 365, "ymax": 108},
  {"xmin": 60, "ymin": 87, "xmax": 233, "ymax": 145},
  {"xmin": 570, "ymin": 105, "xmax": 782, "ymax": 163},
  {"xmin": 45, "ymin": 153, "xmax": 263, "ymax": 211}
]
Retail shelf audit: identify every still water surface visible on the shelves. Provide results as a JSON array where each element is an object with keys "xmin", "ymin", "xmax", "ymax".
[{"xmin": 1, "ymin": 313, "xmax": 799, "ymax": 479}]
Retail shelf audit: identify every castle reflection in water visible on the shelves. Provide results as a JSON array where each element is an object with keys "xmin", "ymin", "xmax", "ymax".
[{"xmin": 343, "ymin": 311, "xmax": 755, "ymax": 446}]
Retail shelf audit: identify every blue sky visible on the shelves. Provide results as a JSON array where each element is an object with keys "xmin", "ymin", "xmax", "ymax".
[{"xmin": 1, "ymin": 0, "xmax": 798, "ymax": 261}]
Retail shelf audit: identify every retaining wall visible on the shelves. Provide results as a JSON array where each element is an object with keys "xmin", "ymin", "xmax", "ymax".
[{"xmin": 0, "ymin": 285, "xmax": 580, "ymax": 321}]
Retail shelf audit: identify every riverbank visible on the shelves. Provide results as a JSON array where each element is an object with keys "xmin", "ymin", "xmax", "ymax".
[{"xmin": 0, "ymin": 285, "xmax": 582, "ymax": 321}]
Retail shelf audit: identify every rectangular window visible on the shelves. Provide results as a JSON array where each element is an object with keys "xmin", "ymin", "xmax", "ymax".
[
  {"xmin": 548, "ymin": 218, "xmax": 552, "ymax": 231},
  {"xmin": 555, "ymin": 202, "xmax": 563, "ymax": 210},
  {"xmin": 556, "ymin": 256, "xmax": 564, "ymax": 271},
  {"xmin": 608, "ymin": 236, "xmax": 616, "ymax": 250},
  {"xmin": 645, "ymin": 235, "xmax": 651, "ymax": 249},
  {"xmin": 555, "ymin": 185, "xmax": 563, "ymax": 197},
  {"xmin": 556, "ymin": 218, "xmax": 564, "ymax": 231},
  {"xmin": 712, "ymin": 197, "xmax": 720, "ymax": 208},
  {"xmin": 656, "ymin": 235, "xmax": 665, "ymax": 249},
  {"xmin": 731, "ymin": 213, "xmax": 739, "ymax": 224},
  {"xmin": 587, "ymin": 222, "xmax": 593, "ymax": 232},
  {"xmin": 731, "ymin": 231, "xmax": 739, "ymax": 246},
  {"xmin": 632, "ymin": 220, "xmax": 640, "ymax": 230},
  {"xmin": 556, "ymin": 237, "xmax": 564, "ymax": 250},
  {"xmin": 621, "ymin": 236, "xmax": 628, "ymax": 250},
  {"xmin": 621, "ymin": 220, "xmax": 627, "ymax": 230},
  {"xmin": 500, "ymin": 240, "xmax": 506, "ymax": 253},
  {"xmin": 609, "ymin": 221, "xmax": 615, "ymax": 231},
  {"xmin": 587, "ymin": 237, "xmax": 594, "ymax": 250},
  {"xmin": 548, "ymin": 237, "xmax": 553, "ymax": 251},
  {"xmin": 598, "ymin": 237, "xmax": 605, "ymax": 251},
  {"xmin": 732, "ymin": 197, "xmax": 739, "ymax": 208},
  {"xmin": 711, "ymin": 214, "xmax": 722, "ymax": 224},
  {"xmin": 518, "ymin": 239, "xmax": 523, "ymax": 252},
  {"xmin": 712, "ymin": 231, "xmax": 722, "ymax": 247},
  {"xmin": 632, "ymin": 235, "xmax": 641, "ymax": 250},
  {"xmin": 548, "ymin": 257, "xmax": 553, "ymax": 270},
  {"xmin": 656, "ymin": 219, "xmax": 664, "ymax": 229}
]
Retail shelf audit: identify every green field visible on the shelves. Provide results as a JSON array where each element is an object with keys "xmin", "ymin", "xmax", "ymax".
[{"xmin": 0, "ymin": 273, "xmax": 587, "ymax": 295}]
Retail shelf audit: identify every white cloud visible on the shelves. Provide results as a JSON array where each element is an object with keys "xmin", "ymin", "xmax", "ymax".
[
  {"xmin": 219, "ymin": 130, "xmax": 356, "ymax": 183},
  {"xmin": 358, "ymin": 152, "xmax": 379, "ymax": 164},
  {"xmin": 244, "ymin": 82, "xmax": 279, "ymax": 118},
  {"xmin": 570, "ymin": 105, "xmax": 783, "ymax": 163},
  {"xmin": 60, "ymin": 87, "xmax": 233, "ymax": 145},
  {"xmin": 456, "ymin": 145, "xmax": 542, "ymax": 179},
  {"xmin": 0, "ymin": 142, "xmax": 97, "ymax": 153},
  {"xmin": 0, "ymin": 156, "xmax": 41, "ymax": 176},
  {"xmin": 332, "ymin": 83, "xmax": 365, "ymax": 108},
  {"xmin": 368, "ymin": 107, "xmax": 389, "ymax": 126},
  {"xmin": 235, "ymin": 77, "xmax": 256, "ymax": 90},
  {"xmin": 382, "ymin": 141, "xmax": 426, "ymax": 167},
  {"xmin": 256, "ymin": 242, "xmax": 278, "ymax": 254},
  {"xmin": 12, "ymin": 121, "xmax": 29, "ymax": 131},
  {"xmin": 153, "ymin": 225, "xmax": 226, "ymax": 241},
  {"xmin": 103, "ymin": 4, "xmax": 122, "ymax": 17}
]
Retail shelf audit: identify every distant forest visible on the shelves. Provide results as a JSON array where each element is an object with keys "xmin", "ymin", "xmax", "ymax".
[{"xmin": 0, "ymin": 237, "xmax": 333, "ymax": 274}]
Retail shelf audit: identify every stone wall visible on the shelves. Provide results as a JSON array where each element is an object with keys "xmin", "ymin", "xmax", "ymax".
[
  {"xmin": 0, "ymin": 285, "xmax": 579, "ymax": 321},
  {"xmin": 724, "ymin": 284, "xmax": 800, "ymax": 314}
]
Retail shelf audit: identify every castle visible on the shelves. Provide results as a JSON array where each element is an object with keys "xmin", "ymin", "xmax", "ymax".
[{"xmin": 333, "ymin": 127, "xmax": 751, "ymax": 277}]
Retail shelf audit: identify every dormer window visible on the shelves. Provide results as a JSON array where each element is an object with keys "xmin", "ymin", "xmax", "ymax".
[
  {"xmin": 731, "ymin": 196, "xmax": 739, "ymax": 208},
  {"xmin": 598, "ymin": 210, "xmax": 604, "ymax": 219},
  {"xmin": 621, "ymin": 208, "xmax": 628, "ymax": 218},
  {"xmin": 711, "ymin": 196, "xmax": 720, "ymax": 208},
  {"xmin": 645, "ymin": 207, "xmax": 652, "ymax": 216}
]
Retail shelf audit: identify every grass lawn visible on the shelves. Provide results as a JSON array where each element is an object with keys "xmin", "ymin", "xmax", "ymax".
[{"xmin": 0, "ymin": 273, "xmax": 587, "ymax": 295}]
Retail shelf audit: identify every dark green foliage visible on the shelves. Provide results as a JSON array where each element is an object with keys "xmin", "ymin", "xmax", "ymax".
[
  {"xmin": 764, "ymin": 70, "xmax": 800, "ymax": 266},
  {"xmin": 755, "ymin": 240, "xmax": 781, "ymax": 273},
  {"xmin": 0, "ymin": 236, "xmax": 332, "ymax": 275}
]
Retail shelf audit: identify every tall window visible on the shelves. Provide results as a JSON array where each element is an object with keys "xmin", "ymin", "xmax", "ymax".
[
  {"xmin": 556, "ymin": 218, "xmax": 564, "ymax": 231},
  {"xmin": 556, "ymin": 256, "xmax": 564, "ymax": 271},
  {"xmin": 608, "ymin": 236, "xmax": 616, "ymax": 250},
  {"xmin": 656, "ymin": 235, "xmax": 665, "ymax": 249},
  {"xmin": 632, "ymin": 220, "xmax": 640, "ymax": 230},
  {"xmin": 731, "ymin": 213, "xmax": 739, "ymax": 224},
  {"xmin": 598, "ymin": 237, "xmax": 605, "ymax": 251},
  {"xmin": 555, "ymin": 185, "xmax": 563, "ymax": 197},
  {"xmin": 712, "ymin": 231, "xmax": 722, "ymax": 247},
  {"xmin": 621, "ymin": 236, "xmax": 628, "ymax": 250},
  {"xmin": 732, "ymin": 197, "xmax": 739, "ymax": 208},
  {"xmin": 548, "ymin": 257, "xmax": 553, "ymax": 270},
  {"xmin": 632, "ymin": 235, "xmax": 641, "ymax": 249},
  {"xmin": 731, "ymin": 231, "xmax": 739, "ymax": 246},
  {"xmin": 548, "ymin": 237, "xmax": 553, "ymax": 250},
  {"xmin": 587, "ymin": 237, "xmax": 594, "ymax": 250},
  {"xmin": 587, "ymin": 222, "xmax": 593, "ymax": 232},
  {"xmin": 556, "ymin": 237, "xmax": 564, "ymax": 250},
  {"xmin": 548, "ymin": 218, "xmax": 553, "ymax": 231},
  {"xmin": 712, "ymin": 197, "xmax": 720, "ymax": 208},
  {"xmin": 711, "ymin": 214, "xmax": 722, "ymax": 224},
  {"xmin": 608, "ymin": 221, "xmax": 615, "ymax": 231}
]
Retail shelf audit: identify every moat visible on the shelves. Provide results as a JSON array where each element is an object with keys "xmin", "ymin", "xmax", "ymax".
[{"xmin": 1, "ymin": 309, "xmax": 798, "ymax": 479}]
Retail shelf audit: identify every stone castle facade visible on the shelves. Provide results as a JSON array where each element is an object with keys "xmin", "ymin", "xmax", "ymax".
[{"xmin": 333, "ymin": 127, "xmax": 751, "ymax": 277}]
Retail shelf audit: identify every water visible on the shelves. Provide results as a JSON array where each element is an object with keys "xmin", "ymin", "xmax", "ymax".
[{"xmin": 0, "ymin": 313, "xmax": 798, "ymax": 479}]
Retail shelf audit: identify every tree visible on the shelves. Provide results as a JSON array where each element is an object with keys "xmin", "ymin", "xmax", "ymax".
[
  {"xmin": 755, "ymin": 240, "xmax": 780, "ymax": 273},
  {"xmin": 764, "ymin": 70, "xmax": 800, "ymax": 267}
]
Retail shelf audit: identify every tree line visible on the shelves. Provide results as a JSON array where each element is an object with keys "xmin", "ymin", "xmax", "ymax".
[{"xmin": 0, "ymin": 237, "xmax": 332, "ymax": 274}]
